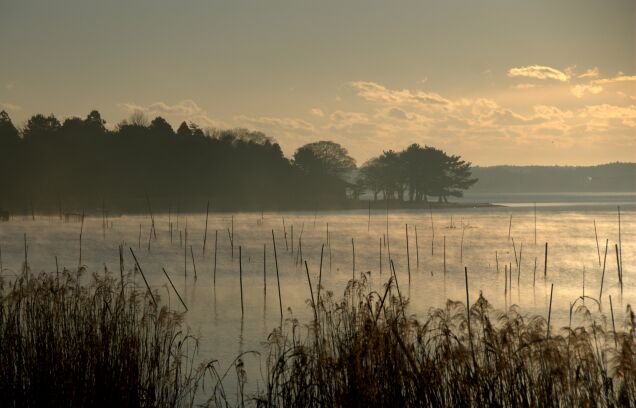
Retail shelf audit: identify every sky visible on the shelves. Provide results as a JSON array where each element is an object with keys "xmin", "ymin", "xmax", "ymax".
[{"xmin": 1, "ymin": 0, "xmax": 634, "ymax": 166}]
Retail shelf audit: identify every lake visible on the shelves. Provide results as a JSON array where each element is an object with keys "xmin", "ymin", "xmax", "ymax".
[{"xmin": 0, "ymin": 192, "xmax": 634, "ymax": 401}]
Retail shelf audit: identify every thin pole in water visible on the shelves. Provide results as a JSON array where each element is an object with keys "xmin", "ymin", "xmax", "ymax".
[
  {"xmin": 544, "ymin": 242, "xmax": 548, "ymax": 278},
  {"xmin": 534, "ymin": 202, "xmax": 537, "ymax": 245},
  {"xmin": 351, "ymin": 237, "xmax": 355, "ymax": 281},
  {"xmin": 263, "ymin": 243, "xmax": 266, "ymax": 297},
  {"xmin": 318, "ymin": 244, "xmax": 324, "ymax": 306},
  {"xmin": 203, "ymin": 200, "xmax": 209, "ymax": 256},
  {"xmin": 465, "ymin": 266, "xmax": 476, "ymax": 368},
  {"xmin": 429, "ymin": 203, "xmax": 434, "ymax": 256},
  {"xmin": 78, "ymin": 210, "xmax": 85, "ymax": 268},
  {"xmin": 162, "ymin": 267, "xmax": 188, "ymax": 311},
  {"xmin": 443, "ymin": 236, "xmax": 446, "ymax": 275},
  {"xmin": 508, "ymin": 214, "xmax": 512, "ymax": 241},
  {"xmin": 609, "ymin": 295, "xmax": 618, "ymax": 348},
  {"xmin": 594, "ymin": 220, "xmax": 601, "ymax": 267},
  {"xmin": 272, "ymin": 230, "xmax": 283, "ymax": 322},
  {"xmin": 599, "ymin": 239, "xmax": 608, "ymax": 303},
  {"xmin": 213, "ymin": 230, "xmax": 218, "ymax": 287},
  {"xmin": 495, "ymin": 250, "xmax": 499, "ymax": 275},
  {"xmin": 379, "ymin": 237, "xmax": 382, "ymax": 275},
  {"xmin": 518, "ymin": 243, "xmax": 523, "ymax": 286},
  {"xmin": 239, "ymin": 245, "xmax": 244, "ymax": 317},
  {"xmin": 618, "ymin": 206, "xmax": 623, "ymax": 280},
  {"xmin": 547, "ymin": 283, "xmax": 554, "ymax": 338},
  {"xmin": 129, "ymin": 247, "xmax": 157, "ymax": 308},
  {"xmin": 415, "ymin": 225, "xmax": 420, "ymax": 269},
  {"xmin": 615, "ymin": 243, "xmax": 623, "ymax": 297},
  {"xmin": 460, "ymin": 225, "xmax": 465, "ymax": 264},
  {"xmin": 405, "ymin": 224, "xmax": 410, "ymax": 285},
  {"xmin": 190, "ymin": 245, "xmax": 197, "ymax": 279}
]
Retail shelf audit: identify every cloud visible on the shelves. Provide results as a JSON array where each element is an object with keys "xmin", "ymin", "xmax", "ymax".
[
  {"xmin": 234, "ymin": 115, "xmax": 316, "ymax": 134},
  {"xmin": 1, "ymin": 102, "xmax": 22, "ymax": 112},
  {"xmin": 309, "ymin": 108, "xmax": 324, "ymax": 117},
  {"xmin": 578, "ymin": 67, "xmax": 599, "ymax": 79},
  {"xmin": 119, "ymin": 100, "xmax": 220, "ymax": 127},
  {"xmin": 514, "ymin": 83, "xmax": 536, "ymax": 89},
  {"xmin": 350, "ymin": 81, "xmax": 450, "ymax": 106},
  {"xmin": 507, "ymin": 65, "xmax": 570, "ymax": 82},
  {"xmin": 121, "ymin": 100, "xmax": 204, "ymax": 117},
  {"xmin": 571, "ymin": 84, "xmax": 603, "ymax": 98},
  {"xmin": 592, "ymin": 74, "xmax": 636, "ymax": 85}
]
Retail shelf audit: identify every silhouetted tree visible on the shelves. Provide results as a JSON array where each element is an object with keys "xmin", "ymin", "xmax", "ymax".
[{"xmin": 293, "ymin": 141, "xmax": 356, "ymax": 178}]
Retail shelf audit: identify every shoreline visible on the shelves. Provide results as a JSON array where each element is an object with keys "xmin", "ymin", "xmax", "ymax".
[{"xmin": 1, "ymin": 200, "xmax": 501, "ymax": 217}]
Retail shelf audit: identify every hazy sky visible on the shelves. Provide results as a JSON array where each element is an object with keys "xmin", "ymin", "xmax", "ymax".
[{"xmin": 1, "ymin": 0, "xmax": 634, "ymax": 166}]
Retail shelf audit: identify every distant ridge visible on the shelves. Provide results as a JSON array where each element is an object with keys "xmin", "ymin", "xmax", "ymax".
[{"xmin": 471, "ymin": 162, "xmax": 636, "ymax": 193}]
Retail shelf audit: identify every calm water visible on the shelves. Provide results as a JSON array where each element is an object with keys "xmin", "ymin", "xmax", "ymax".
[{"xmin": 1, "ymin": 193, "xmax": 634, "ymax": 400}]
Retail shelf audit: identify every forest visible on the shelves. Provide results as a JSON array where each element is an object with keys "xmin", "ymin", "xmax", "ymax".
[{"xmin": 0, "ymin": 110, "xmax": 476, "ymax": 213}]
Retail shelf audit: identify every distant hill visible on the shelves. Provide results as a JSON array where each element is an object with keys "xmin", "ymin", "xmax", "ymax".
[{"xmin": 470, "ymin": 163, "xmax": 636, "ymax": 193}]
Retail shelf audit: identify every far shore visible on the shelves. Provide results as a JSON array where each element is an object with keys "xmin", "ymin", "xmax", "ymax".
[{"xmin": 1, "ymin": 199, "xmax": 501, "ymax": 218}]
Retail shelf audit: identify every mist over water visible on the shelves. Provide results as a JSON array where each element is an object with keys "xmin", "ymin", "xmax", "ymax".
[{"xmin": 1, "ymin": 194, "xmax": 634, "ymax": 398}]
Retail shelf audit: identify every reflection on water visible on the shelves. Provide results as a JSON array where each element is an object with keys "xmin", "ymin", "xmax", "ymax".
[{"xmin": 0, "ymin": 200, "xmax": 633, "ymax": 398}]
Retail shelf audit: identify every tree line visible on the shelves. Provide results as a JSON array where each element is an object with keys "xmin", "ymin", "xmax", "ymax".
[{"xmin": 0, "ymin": 110, "xmax": 477, "ymax": 213}]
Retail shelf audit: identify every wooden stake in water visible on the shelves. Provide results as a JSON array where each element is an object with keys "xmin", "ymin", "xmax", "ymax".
[
  {"xmin": 534, "ymin": 202, "xmax": 537, "ymax": 245},
  {"xmin": 544, "ymin": 242, "xmax": 548, "ymax": 278},
  {"xmin": 429, "ymin": 204, "xmax": 434, "ymax": 256},
  {"xmin": 443, "ymin": 236, "xmax": 446, "ymax": 275},
  {"xmin": 23, "ymin": 233, "xmax": 28, "ymax": 276},
  {"xmin": 272, "ymin": 230, "xmax": 283, "ymax": 322},
  {"xmin": 547, "ymin": 283, "xmax": 554, "ymax": 338},
  {"xmin": 304, "ymin": 260, "xmax": 317, "ymax": 322},
  {"xmin": 465, "ymin": 266, "xmax": 476, "ymax": 368},
  {"xmin": 415, "ymin": 225, "xmax": 420, "ymax": 269},
  {"xmin": 213, "ymin": 230, "xmax": 218, "ymax": 287},
  {"xmin": 162, "ymin": 267, "xmax": 188, "ymax": 311},
  {"xmin": 609, "ymin": 295, "xmax": 618, "ymax": 348},
  {"xmin": 78, "ymin": 210, "xmax": 85, "ymax": 268},
  {"xmin": 239, "ymin": 245, "xmax": 244, "ymax": 317},
  {"xmin": 263, "ymin": 243, "xmax": 267, "ymax": 297},
  {"xmin": 190, "ymin": 245, "xmax": 197, "ymax": 279},
  {"xmin": 202, "ymin": 200, "xmax": 209, "ymax": 255},
  {"xmin": 615, "ymin": 243, "xmax": 623, "ymax": 297},
  {"xmin": 129, "ymin": 247, "xmax": 157, "ymax": 308},
  {"xmin": 618, "ymin": 206, "xmax": 622, "ymax": 278},
  {"xmin": 594, "ymin": 220, "xmax": 601, "ymax": 267},
  {"xmin": 599, "ymin": 239, "xmax": 608, "ymax": 302},
  {"xmin": 508, "ymin": 214, "xmax": 512, "ymax": 241},
  {"xmin": 102, "ymin": 199, "xmax": 106, "ymax": 240},
  {"xmin": 460, "ymin": 225, "xmax": 466, "ymax": 264},
  {"xmin": 517, "ymin": 243, "xmax": 523, "ymax": 286},
  {"xmin": 283, "ymin": 217, "xmax": 288, "ymax": 251},
  {"xmin": 405, "ymin": 224, "xmax": 411, "ymax": 285},
  {"xmin": 379, "ymin": 237, "xmax": 382, "ymax": 275},
  {"xmin": 145, "ymin": 193, "xmax": 157, "ymax": 240},
  {"xmin": 231, "ymin": 215, "xmax": 234, "ymax": 259},
  {"xmin": 512, "ymin": 237, "xmax": 518, "ymax": 268},
  {"xmin": 318, "ymin": 244, "xmax": 324, "ymax": 306},
  {"xmin": 351, "ymin": 237, "xmax": 356, "ymax": 281},
  {"xmin": 504, "ymin": 266, "xmax": 507, "ymax": 303},
  {"xmin": 495, "ymin": 250, "xmax": 499, "ymax": 274}
]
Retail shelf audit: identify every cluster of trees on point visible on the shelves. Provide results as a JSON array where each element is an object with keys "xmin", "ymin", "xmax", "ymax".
[
  {"xmin": 356, "ymin": 144, "xmax": 477, "ymax": 202},
  {"xmin": 0, "ymin": 110, "xmax": 477, "ymax": 213}
]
